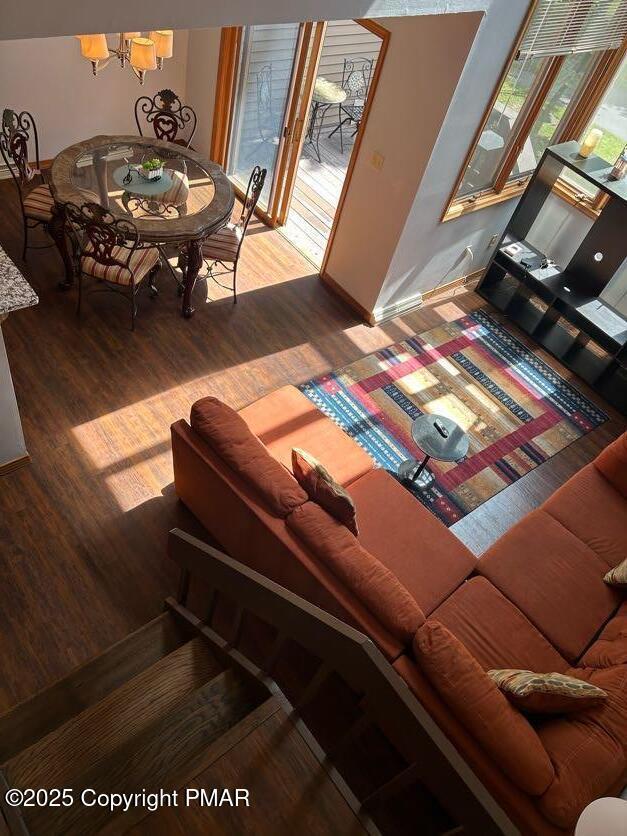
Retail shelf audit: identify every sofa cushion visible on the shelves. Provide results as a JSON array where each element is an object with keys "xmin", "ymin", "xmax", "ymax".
[
  {"xmin": 431, "ymin": 577, "xmax": 569, "ymax": 674},
  {"xmin": 413, "ymin": 620, "xmax": 554, "ymax": 796},
  {"xmin": 594, "ymin": 432, "xmax": 627, "ymax": 498},
  {"xmin": 488, "ymin": 669, "xmax": 607, "ymax": 714},
  {"xmin": 238, "ymin": 385, "xmax": 374, "ymax": 486},
  {"xmin": 536, "ymin": 665, "xmax": 627, "ymax": 829},
  {"xmin": 542, "ymin": 463, "xmax": 627, "ymax": 570},
  {"xmin": 287, "ymin": 501, "xmax": 425, "ymax": 644},
  {"xmin": 348, "ymin": 468, "xmax": 475, "ymax": 615},
  {"xmin": 190, "ymin": 396, "xmax": 307, "ymax": 517},
  {"xmin": 477, "ymin": 510, "xmax": 622, "ymax": 662},
  {"xmin": 580, "ymin": 602, "xmax": 627, "ymax": 668},
  {"xmin": 291, "ymin": 447, "xmax": 358, "ymax": 535}
]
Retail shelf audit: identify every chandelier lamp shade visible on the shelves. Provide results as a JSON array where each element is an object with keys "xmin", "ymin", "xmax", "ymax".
[{"xmin": 75, "ymin": 30, "xmax": 174, "ymax": 84}]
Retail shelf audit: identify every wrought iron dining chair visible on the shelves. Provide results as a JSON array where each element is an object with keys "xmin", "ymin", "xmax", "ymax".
[
  {"xmin": 200, "ymin": 166, "xmax": 266, "ymax": 304},
  {"xmin": 0, "ymin": 108, "xmax": 56, "ymax": 261},
  {"xmin": 328, "ymin": 58, "xmax": 374, "ymax": 152},
  {"xmin": 65, "ymin": 202, "xmax": 162, "ymax": 331},
  {"xmin": 134, "ymin": 89, "xmax": 197, "ymax": 148}
]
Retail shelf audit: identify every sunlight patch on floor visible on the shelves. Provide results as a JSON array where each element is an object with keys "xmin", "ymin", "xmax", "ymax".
[
  {"xmin": 397, "ymin": 368, "xmax": 439, "ymax": 395},
  {"xmin": 104, "ymin": 450, "xmax": 172, "ymax": 513},
  {"xmin": 434, "ymin": 302, "xmax": 467, "ymax": 322},
  {"xmin": 464, "ymin": 382, "xmax": 503, "ymax": 415},
  {"xmin": 423, "ymin": 393, "xmax": 477, "ymax": 433}
]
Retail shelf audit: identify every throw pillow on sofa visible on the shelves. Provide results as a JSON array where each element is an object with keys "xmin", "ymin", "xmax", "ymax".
[
  {"xmin": 488, "ymin": 669, "xmax": 608, "ymax": 714},
  {"xmin": 413, "ymin": 620, "xmax": 554, "ymax": 796},
  {"xmin": 604, "ymin": 557, "xmax": 627, "ymax": 588},
  {"xmin": 292, "ymin": 447, "xmax": 358, "ymax": 535}
]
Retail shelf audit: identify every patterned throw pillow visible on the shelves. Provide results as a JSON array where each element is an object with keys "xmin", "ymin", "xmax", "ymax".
[
  {"xmin": 291, "ymin": 448, "xmax": 358, "ymax": 536},
  {"xmin": 604, "ymin": 557, "xmax": 627, "ymax": 588},
  {"xmin": 488, "ymin": 669, "xmax": 608, "ymax": 714}
]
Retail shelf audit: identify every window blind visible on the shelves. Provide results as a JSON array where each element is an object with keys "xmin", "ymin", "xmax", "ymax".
[{"xmin": 518, "ymin": 0, "xmax": 627, "ymax": 59}]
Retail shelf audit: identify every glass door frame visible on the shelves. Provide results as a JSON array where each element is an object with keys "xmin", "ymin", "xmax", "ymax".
[{"xmin": 210, "ymin": 23, "xmax": 317, "ymax": 228}]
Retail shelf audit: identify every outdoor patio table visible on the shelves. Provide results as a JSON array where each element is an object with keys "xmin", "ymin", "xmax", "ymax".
[{"xmin": 306, "ymin": 77, "xmax": 347, "ymax": 162}]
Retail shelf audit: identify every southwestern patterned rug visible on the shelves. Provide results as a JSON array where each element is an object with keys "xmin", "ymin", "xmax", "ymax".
[{"xmin": 299, "ymin": 309, "xmax": 607, "ymax": 526}]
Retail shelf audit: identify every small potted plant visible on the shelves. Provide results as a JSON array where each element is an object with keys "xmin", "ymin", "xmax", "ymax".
[{"xmin": 140, "ymin": 157, "xmax": 164, "ymax": 181}]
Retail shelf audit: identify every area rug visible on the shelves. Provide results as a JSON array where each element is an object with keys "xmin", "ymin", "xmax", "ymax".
[{"xmin": 299, "ymin": 309, "xmax": 607, "ymax": 526}]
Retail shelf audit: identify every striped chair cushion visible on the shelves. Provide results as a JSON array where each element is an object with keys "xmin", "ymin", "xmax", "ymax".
[
  {"xmin": 23, "ymin": 184, "xmax": 55, "ymax": 222},
  {"xmin": 201, "ymin": 224, "xmax": 243, "ymax": 263},
  {"xmin": 81, "ymin": 245, "xmax": 160, "ymax": 286}
]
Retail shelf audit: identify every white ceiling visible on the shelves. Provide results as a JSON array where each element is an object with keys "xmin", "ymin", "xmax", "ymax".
[{"xmin": 1, "ymin": 0, "xmax": 488, "ymax": 40}]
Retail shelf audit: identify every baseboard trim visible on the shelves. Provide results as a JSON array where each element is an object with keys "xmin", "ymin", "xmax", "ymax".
[
  {"xmin": 373, "ymin": 268, "xmax": 485, "ymax": 323},
  {"xmin": 0, "ymin": 454, "xmax": 30, "ymax": 476},
  {"xmin": 320, "ymin": 267, "xmax": 485, "ymax": 327},
  {"xmin": 422, "ymin": 268, "xmax": 483, "ymax": 300},
  {"xmin": 319, "ymin": 271, "xmax": 375, "ymax": 325},
  {"xmin": 371, "ymin": 290, "xmax": 424, "ymax": 325}
]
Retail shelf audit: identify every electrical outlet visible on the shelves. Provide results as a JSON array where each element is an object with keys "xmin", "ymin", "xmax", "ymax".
[
  {"xmin": 488, "ymin": 234, "xmax": 500, "ymax": 248},
  {"xmin": 371, "ymin": 151, "xmax": 384, "ymax": 171}
]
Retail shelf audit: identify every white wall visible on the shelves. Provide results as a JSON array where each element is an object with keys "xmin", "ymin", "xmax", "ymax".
[
  {"xmin": 372, "ymin": 0, "xmax": 626, "ymax": 319},
  {"xmin": 324, "ymin": 12, "xmax": 483, "ymax": 316},
  {"xmin": 185, "ymin": 28, "xmax": 222, "ymax": 157},
  {"xmin": 2, "ymin": 1, "xmax": 491, "ymax": 41},
  {"xmin": 373, "ymin": 0, "xmax": 530, "ymax": 317},
  {"xmin": 0, "ymin": 32, "xmax": 189, "ymax": 160}
]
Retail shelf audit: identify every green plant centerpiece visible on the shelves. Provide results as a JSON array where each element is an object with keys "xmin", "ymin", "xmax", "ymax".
[{"xmin": 140, "ymin": 157, "xmax": 164, "ymax": 181}]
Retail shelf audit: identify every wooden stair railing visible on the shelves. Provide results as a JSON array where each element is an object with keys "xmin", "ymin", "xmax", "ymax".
[{"xmin": 166, "ymin": 528, "xmax": 519, "ymax": 836}]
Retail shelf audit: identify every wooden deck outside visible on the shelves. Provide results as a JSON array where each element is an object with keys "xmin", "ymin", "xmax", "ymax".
[{"xmin": 281, "ymin": 129, "xmax": 354, "ymax": 266}]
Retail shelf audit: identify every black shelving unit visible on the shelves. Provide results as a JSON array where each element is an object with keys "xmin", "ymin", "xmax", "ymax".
[{"xmin": 477, "ymin": 140, "xmax": 627, "ymax": 416}]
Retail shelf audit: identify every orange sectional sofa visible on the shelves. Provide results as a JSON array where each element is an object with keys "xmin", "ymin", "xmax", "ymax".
[{"xmin": 171, "ymin": 384, "xmax": 627, "ymax": 835}]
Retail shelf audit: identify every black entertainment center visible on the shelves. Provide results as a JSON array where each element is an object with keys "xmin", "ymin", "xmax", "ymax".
[{"xmin": 477, "ymin": 140, "xmax": 627, "ymax": 416}]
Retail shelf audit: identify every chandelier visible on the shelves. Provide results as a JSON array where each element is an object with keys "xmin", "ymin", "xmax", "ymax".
[{"xmin": 75, "ymin": 31, "xmax": 174, "ymax": 85}]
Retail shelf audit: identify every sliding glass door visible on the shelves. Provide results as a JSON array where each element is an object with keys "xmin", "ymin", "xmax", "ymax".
[
  {"xmin": 216, "ymin": 19, "xmax": 387, "ymax": 268},
  {"xmin": 225, "ymin": 23, "xmax": 303, "ymax": 213}
]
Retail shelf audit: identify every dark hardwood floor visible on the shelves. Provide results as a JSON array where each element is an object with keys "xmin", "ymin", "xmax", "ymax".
[{"xmin": 0, "ymin": 180, "xmax": 624, "ymax": 715}]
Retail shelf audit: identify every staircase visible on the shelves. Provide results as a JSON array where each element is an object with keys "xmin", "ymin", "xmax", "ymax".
[
  {"xmin": 0, "ymin": 528, "xmax": 516, "ymax": 836},
  {"xmin": 0, "ymin": 613, "xmax": 269, "ymax": 836}
]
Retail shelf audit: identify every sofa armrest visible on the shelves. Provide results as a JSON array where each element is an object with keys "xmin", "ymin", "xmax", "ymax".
[{"xmin": 593, "ymin": 432, "xmax": 627, "ymax": 498}]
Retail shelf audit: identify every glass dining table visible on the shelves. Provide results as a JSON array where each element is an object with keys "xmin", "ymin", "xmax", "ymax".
[{"xmin": 49, "ymin": 135, "xmax": 234, "ymax": 317}]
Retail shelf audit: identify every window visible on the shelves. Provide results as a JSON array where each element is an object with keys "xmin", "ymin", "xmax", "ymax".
[
  {"xmin": 582, "ymin": 53, "xmax": 627, "ymax": 165},
  {"xmin": 444, "ymin": 0, "xmax": 627, "ymax": 220}
]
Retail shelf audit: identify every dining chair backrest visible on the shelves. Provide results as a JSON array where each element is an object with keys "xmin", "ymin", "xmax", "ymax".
[
  {"xmin": 0, "ymin": 109, "xmax": 43, "ymax": 199},
  {"xmin": 236, "ymin": 166, "xmax": 267, "ymax": 241},
  {"xmin": 66, "ymin": 202, "xmax": 141, "ymax": 282},
  {"xmin": 134, "ymin": 89, "xmax": 197, "ymax": 148},
  {"xmin": 341, "ymin": 58, "xmax": 374, "ymax": 105}
]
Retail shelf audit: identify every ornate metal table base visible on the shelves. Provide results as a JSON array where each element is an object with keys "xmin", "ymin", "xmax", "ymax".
[{"xmin": 182, "ymin": 239, "xmax": 203, "ymax": 319}]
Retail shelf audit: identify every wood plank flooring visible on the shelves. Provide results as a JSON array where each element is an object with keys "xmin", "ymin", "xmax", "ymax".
[
  {"xmin": 281, "ymin": 131, "xmax": 353, "ymax": 266},
  {"xmin": 0, "ymin": 177, "xmax": 624, "ymax": 718}
]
